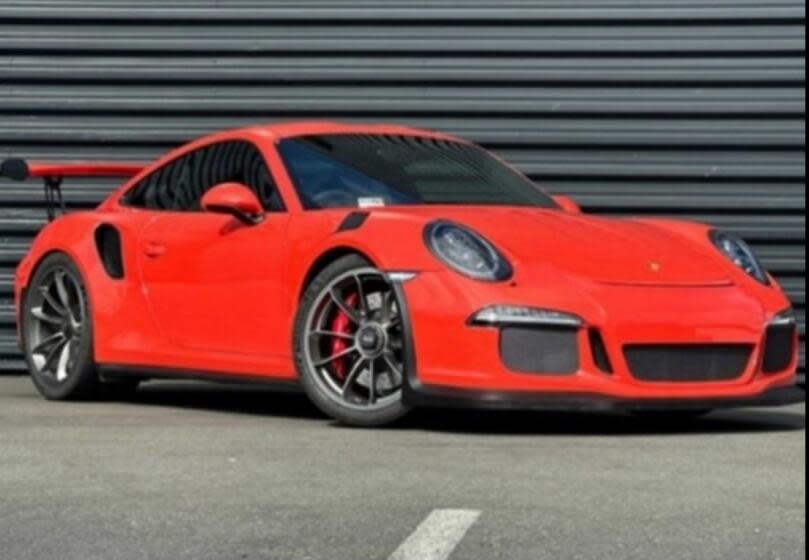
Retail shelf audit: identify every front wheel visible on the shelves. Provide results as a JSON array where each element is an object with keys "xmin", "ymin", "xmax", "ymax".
[{"xmin": 294, "ymin": 255, "xmax": 411, "ymax": 427}]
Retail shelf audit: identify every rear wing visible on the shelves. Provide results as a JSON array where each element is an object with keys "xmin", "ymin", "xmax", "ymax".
[{"xmin": 1, "ymin": 158, "xmax": 145, "ymax": 221}]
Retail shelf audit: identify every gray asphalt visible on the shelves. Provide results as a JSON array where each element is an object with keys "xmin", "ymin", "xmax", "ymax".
[{"xmin": 0, "ymin": 376, "xmax": 805, "ymax": 560}]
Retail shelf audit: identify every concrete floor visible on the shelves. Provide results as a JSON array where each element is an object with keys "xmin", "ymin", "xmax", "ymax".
[{"xmin": 0, "ymin": 376, "xmax": 805, "ymax": 560}]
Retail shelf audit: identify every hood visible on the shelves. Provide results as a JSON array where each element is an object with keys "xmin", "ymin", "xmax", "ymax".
[{"xmin": 387, "ymin": 206, "xmax": 731, "ymax": 286}]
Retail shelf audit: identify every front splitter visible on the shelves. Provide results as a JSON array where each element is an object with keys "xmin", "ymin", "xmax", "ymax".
[{"xmin": 404, "ymin": 384, "xmax": 806, "ymax": 412}]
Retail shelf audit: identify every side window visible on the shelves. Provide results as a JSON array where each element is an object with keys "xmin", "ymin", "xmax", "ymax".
[
  {"xmin": 124, "ymin": 141, "xmax": 284, "ymax": 212},
  {"xmin": 124, "ymin": 153, "xmax": 198, "ymax": 211}
]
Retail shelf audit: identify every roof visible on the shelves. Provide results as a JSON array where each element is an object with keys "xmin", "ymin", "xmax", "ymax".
[{"xmin": 243, "ymin": 120, "xmax": 463, "ymax": 142}]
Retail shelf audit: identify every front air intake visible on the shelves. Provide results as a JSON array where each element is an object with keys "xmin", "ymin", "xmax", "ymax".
[
  {"xmin": 500, "ymin": 327, "xmax": 579, "ymax": 375},
  {"xmin": 624, "ymin": 344, "xmax": 753, "ymax": 382},
  {"xmin": 762, "ymin": 324, "xmax": 797, "ymax": 374}
]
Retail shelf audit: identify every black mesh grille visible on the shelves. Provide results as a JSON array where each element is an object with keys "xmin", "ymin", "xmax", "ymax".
[
  {"xmin": 500, "ymin": 327, "xmax": 579, "ymax": 375},
  {"xmin": 762, "ymin": 325, "xmax": 797, "ymax": 373},
  {"xmin": 624, "ymin": 344, "xmax": 753, "ymax": 382}
]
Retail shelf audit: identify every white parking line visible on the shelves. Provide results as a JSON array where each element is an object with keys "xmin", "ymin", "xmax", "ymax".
[{"xmin": 388, "ymin": 509, "xmax": 482, "ymax": 560}]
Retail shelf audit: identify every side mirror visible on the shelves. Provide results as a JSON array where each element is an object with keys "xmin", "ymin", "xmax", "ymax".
[
  {"xmin": 552, "ymin": 195, "xmax": 583, "ymax": 214},
  {"xmin": 201, "ymin": 182, "xmax": 264, "ymax": 225}
]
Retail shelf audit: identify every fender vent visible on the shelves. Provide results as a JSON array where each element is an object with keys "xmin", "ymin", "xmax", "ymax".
[{"xmin": 95, "ymin": 224, "xmax": 124, "ymax": 279}]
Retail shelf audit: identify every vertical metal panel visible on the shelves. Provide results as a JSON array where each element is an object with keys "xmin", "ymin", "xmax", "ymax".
[{"xmin": 0, "ymin": 1, "xmax": 805, "ymax": 378}]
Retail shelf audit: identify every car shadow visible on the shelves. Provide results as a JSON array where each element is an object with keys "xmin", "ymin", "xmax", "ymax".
[
  {"xmin": 126, "ymin": 381, "xmax": 806, "ymax": 436},
  {"xmin": 398, "ymin": 407, "xmax": 806, "ymax": 437},
  {"xmin": 127, "ymin": 381, "xmax": 325, "ymax": 421}
]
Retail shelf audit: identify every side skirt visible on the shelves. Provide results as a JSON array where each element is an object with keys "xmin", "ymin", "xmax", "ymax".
[{"xmin": 98, "ymin": 364, "xmax": 302, "ymax": 392}]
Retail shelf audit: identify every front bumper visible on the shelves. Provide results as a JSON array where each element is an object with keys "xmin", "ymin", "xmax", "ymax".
[{"xmin": 395, "ymin": 270, "xmax": 800, "ymax": 408}]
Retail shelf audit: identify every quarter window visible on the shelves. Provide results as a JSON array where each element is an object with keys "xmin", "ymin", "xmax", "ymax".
[{"xmin": 124, "ymin": 141, "xmax": 284, "ymax": 212}]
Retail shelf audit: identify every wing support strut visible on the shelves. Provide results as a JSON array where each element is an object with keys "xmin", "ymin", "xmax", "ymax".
[{"xmin": 43, "ymin": 176, "xmax": 66, "ymax": 222}]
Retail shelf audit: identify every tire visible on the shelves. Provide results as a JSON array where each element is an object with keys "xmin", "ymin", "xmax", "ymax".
[
  {"xmin": 294, "ymin": 255, "xmax": 411, "ymax": 427},
  {"xmin": 21, "ymin": 252, "xmax": 100, "ymax": 400}
]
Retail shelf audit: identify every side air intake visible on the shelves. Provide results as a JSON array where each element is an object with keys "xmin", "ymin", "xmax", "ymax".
[
  {"xmin": 762, "ymin": 323, "xmax": 797, "ymax": 374},
  {"xmin": 95, "ymin": 225, "xmax": 125, "ymax": 280},
  {"xmin": 589, "ymin": 329, "xmax": 614, "ymax": 375}
]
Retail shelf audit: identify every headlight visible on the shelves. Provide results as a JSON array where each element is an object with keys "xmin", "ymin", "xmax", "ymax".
[
  {"xmin": 425, "ymin": 221, "xmax": 512, "ymax": 282},
  {"xmin": 710, "ymin": 230, "xmax": 769, "ymax": 285}
]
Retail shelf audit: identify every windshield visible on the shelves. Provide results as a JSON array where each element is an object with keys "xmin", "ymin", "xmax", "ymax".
[{"xmin": 278, "ymin": 134, "xmax": 558, "ymax": 210}]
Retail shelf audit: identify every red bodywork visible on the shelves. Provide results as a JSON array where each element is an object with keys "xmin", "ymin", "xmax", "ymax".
[{"xmin": 12, "ymin": 122, "xmax": 799, "ymax": 405}]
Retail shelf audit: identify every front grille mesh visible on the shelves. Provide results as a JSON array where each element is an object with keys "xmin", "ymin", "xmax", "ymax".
[
  {"xmin": 500, "ymin": 327, "xmax": 579, "ymax": 375},
  {"xmin": 624, "ymin": 344, "xmax": 753, "ymax": 382}
]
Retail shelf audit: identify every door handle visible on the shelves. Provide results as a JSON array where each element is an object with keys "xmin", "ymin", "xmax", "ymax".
[{"xmin": 144, "ymin": 242, "xmax": 167, "ymax": 258}]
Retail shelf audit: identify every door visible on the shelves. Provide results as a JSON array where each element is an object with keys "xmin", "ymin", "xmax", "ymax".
[
  {"xmin": 133, "ymin": 140, "xmax": 290, "ymax": 357},
  {"xmin": 139, "ymin": 212, "xmax": 289, "ymax": 356}
]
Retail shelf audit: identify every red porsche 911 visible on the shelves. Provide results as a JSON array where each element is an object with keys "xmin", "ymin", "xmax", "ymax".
[{"xmin": 2, "ymin": 122, "xmax": 803, "ymax": 426}]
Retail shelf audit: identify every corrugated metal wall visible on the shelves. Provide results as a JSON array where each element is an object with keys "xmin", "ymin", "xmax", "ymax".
[{"xmin": 0, "ymin": 1, "xmax": 805, "ymax": 378}]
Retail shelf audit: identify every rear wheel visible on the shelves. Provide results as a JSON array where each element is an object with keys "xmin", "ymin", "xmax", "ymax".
[
  {"xmin": 294, "ymin": 255, "xmax": 410, "ymax": 427},
  {"xmin": 22, "ymin": 253, "xmax": 100, "ymax": 400}
]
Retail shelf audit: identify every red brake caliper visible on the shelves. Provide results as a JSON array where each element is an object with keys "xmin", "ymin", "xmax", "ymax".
[{"xmin": 329, "ymin": 293, "xmax": 358, "ymax": 380}]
